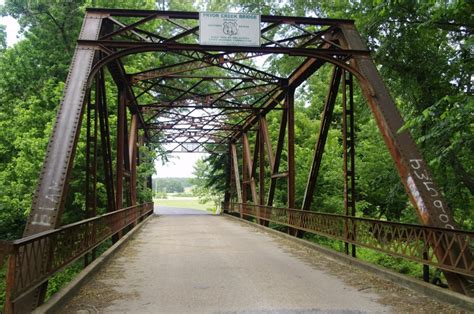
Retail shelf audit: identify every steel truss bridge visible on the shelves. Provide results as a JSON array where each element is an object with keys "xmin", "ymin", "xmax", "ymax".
[{"xmin": 0, "ymin": 8, "xmax": 472, "ymax": 313}]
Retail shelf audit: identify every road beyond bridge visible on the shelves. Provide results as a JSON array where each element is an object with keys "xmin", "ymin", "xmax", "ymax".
[{"xmin": 60, "ymin": 208, "xmax": 460, "ymax": 313}]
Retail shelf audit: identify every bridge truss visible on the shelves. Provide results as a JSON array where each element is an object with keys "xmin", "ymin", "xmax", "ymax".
[{"xmin": 1, "ymin": 8, "xmax": 472, "ymax": 312}]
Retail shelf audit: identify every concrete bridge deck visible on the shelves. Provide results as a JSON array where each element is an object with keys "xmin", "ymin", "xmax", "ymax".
[{"xmin": 60, "ymin": 207, "xmax": 460, "ymax": 313}]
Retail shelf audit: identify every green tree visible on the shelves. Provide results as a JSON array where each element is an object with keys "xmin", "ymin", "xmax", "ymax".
[
  {"xmin": 191, "ymin": 157, "xmax": 226, "ymax": 210},
  {"xmin": 0, "ymin": 24, "xmax": 6, "ymax": 50}
]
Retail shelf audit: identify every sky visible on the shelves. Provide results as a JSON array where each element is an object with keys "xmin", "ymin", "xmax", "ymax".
[
  {"xmin": 0, "ymin": 4, "xmax": 204, "ymax": 178},
  {"xmin": 154, "ymin": 152, "xmax": 207, "ymax": 178},
  {"xmin": 0, "ymin": 1, "xmax": 20, "ymax": 47}
]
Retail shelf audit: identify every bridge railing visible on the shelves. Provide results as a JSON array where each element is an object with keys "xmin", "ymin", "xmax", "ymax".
[
  {"xmin": 229, "ymin": 203, "xmax": 473, "ymax": 277},
  {"xmin": 0, "ymin": 202, "xmax": 153, "ymax": 306}
]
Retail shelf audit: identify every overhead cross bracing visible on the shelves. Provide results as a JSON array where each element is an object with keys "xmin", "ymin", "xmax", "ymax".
[{"xmin": 79, "ymin": 9, "xmax": 366, "ymax": 154}]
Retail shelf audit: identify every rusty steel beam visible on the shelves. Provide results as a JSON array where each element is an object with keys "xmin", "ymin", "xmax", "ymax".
[
  {"xmin": 258, "ymin": 118, "xmax": 267, "ymax": 226},
  {"xmin": 85, "ymin": 91, "xmax": 98, "ymax": 219},
  {"xmin": 230, "ymin": 57, "xmax": 327, "ymax": 143},
  {"xmin": 260, "ymin": 116, "xmax": 274, "ymax": 168},
  {"xmin": 242, "ymin": 136, "xmax": 249, "ymax": 206},
  {"xmin": 78, "ymin": 39, "xmax": 370, "ymax": 57},
  {"xmin": 224, "ymin": 147, "xmax": 232, "ymax": 212},
  {"xmin": 24, "ymin": 12, "xmax": 104, "ymax": 234},
  {"xmin": 267, "ymin": 110, "xmax": 287, "ymax": 207},
  {"xmin": 339, "ymin": 24, "xmax": 472, "ymax": 295},
  {"xmin": 84, "ymin": 89, "xmax": 98, "ymax": 266},
  {"xmin": 342, "ymin": 70, "xmax": 356, "ymax": 257},
  {"xmin": 13, "ymin": 12, "xmax": 106, "ymax": 313},
  {"xmin": 242, "ymin": 133, "xmax": 258, "ymax": 205},
  {"xmin": 231, "ymin": 144, "xmax": 243, "ymax": 206},
  {"xmin": 116, "ymin": 90, "xmax": 126, "ymax": 213},
  {"xmin": 139, "ymin": 103, "xmax": 282, "ymax": 111},
  {"xmin": 129, "ymin": 52, "xmax": 280, "ymax": 84},
  {"xmin": 301, "ymin": 66, "xmax": 342, "ymax": 211},
  {"xmin": 251, "ymin": 131, "xmax": 259, "ymax": 180},
  {"xmin": 129, "ymin": 114, "xmax": 138, "ymax": 207},
  {"xmin": 286, "ymin": 88, "xmax": 297, "ymax": 236},
  {"xmin": 287, "ymin": 88, "xmax": 296, "ymax": 210},
  {"xmin": 87, "ymin": 8, "xmax": 356, "ymax": 25}
]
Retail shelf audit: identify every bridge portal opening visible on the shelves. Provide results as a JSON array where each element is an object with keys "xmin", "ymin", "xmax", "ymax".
[{"xmin": 4, "ymin": 8, "xmax": 471, "ymax": 312}]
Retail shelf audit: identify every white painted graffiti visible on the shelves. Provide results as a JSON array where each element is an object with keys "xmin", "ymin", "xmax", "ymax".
[
  {"xmin": 406, "ymin": 175, "xmax": 428, "ymax": 215},
  {"xmin": 31, "ymin": 213, "xmax": 52, "ymax": 226},
  {"xmin": 31, "ymin": 180, "xmax": 61, "ymax": 227},
  {"xmin": 409, "ymin": 159, "xmax": 454, "ymax": 229}
]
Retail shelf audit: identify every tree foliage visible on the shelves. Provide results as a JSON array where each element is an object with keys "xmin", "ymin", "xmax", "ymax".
[
  {"xmin": 0, "ymin": 24, "xmax": 6, "ymax": 51},
  {"xmin": 153, "ymin": 177, "xmax": 192, "ymax": 194},
  {"xmin": 191, "ymin": 156, "xmax": 226, "ymax": 209}
]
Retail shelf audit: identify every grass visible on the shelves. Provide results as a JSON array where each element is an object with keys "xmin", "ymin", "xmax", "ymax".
[{"xmin": 153, "ymin": 196, "xmax": 216, "ymax": 212}]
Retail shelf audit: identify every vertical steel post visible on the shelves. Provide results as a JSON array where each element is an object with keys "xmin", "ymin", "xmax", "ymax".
[
  {"xmin": 231, "ymin": 143, "xmax": 243, "ymax": 217},
  {"xmin": 260, "ymin": 116, "xmax": 273, "ymax": 226},
  {"xmin": 129, "ymin": 114, "xmax": 138, "ymax": 225},
  {"xmin": 242, "ymin": 136, "xmax": 248, "ymax": 216},
  {"xmin": 259, "ymin": 117, "xmax": 266, "ymax": 225},
  {"xmin": 243, "ymin": 134, "xmax": 258, "ymax": 203},
  {"xmin": 85, "ymin": 88, "xmax": 98, "ymax": 266},
  {"xmin": 4, "ymin": 252, "xmax": 16, "ymax": 314},
  {"xmin": 223, "ymin": 147, "xmax": 232, "ymax": 213},
  {"xmin": 342, "ymin": 70, "xmax": 356, "ymax": 257},
  {"xmin": 115, "ymin": 89, "xmax": 127, "ymax": 239},
  {"xmin": 243, "ymin": 133, "xmax": 258, "ymax": 205},
  {"xmin": 287, "ymin": 88, "xmax": 296, "ymax": 235},
  {"xmin": 116, "ymin": 89, "xmax": 126, "ymax": 211}
]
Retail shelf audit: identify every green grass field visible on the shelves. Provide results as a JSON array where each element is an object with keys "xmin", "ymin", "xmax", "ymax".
[{"xmin": 153, "ymin": 197, "xmax": 215, "ymax": 212}]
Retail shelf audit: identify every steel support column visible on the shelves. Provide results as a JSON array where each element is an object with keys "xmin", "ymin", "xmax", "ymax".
[
  {"xmin": 242, "ymin": 136, "xmax": 248, "ymax": 207},
  {"xmin": 116, "ymin": 89, "xmax": 127, "ymax": 211},
  {"xmin": 231, "ymin": 143, "xmax": 243, "ymax": 216},
  {"xmin": 129, "ymin": 113, "xmax": 138, "ymax": 225},
  {"xmin": 84, "ymin": 89, "xmax": 98, "ymax": 266},
  {"xmin": 286, "ymin": 88, "xmax": 297, "ymax": 235},
  {"xmin": 243, "ymin": 133, "xmax": 258, "ymax": 204},
  {"xmin": 223, "ymin": 149, "xmax": 232, "ymax": 213},
  {"xmin": 342, "ymin": 70, "xmax": 356, "ymax": 257},
  {"xmin": 259, "ymin": 117, "xmax": 266, "ymax": 225}
]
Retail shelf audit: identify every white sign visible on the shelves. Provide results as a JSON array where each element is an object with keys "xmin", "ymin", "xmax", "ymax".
[{"xmin": 199, "ymin": 12, "xmax": 261, "ymax": 47}]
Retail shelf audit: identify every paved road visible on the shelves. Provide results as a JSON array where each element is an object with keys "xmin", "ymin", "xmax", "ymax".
[
  {"xmin": 154, "ymin": 204, "xmax": 212, "ymax": 215},
  {"xmin": 62, "ymin": 213, "xmax": 459, "ymax": 313}
]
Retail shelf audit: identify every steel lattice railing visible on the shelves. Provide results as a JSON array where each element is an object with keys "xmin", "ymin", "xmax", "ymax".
[
  {"xmin": 229, "ymin": 203, "xmax": 474, "ymax": 277},
  {"xmin": 0, "ymin": 202, "xmax": 153, "ymax": 304}
]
